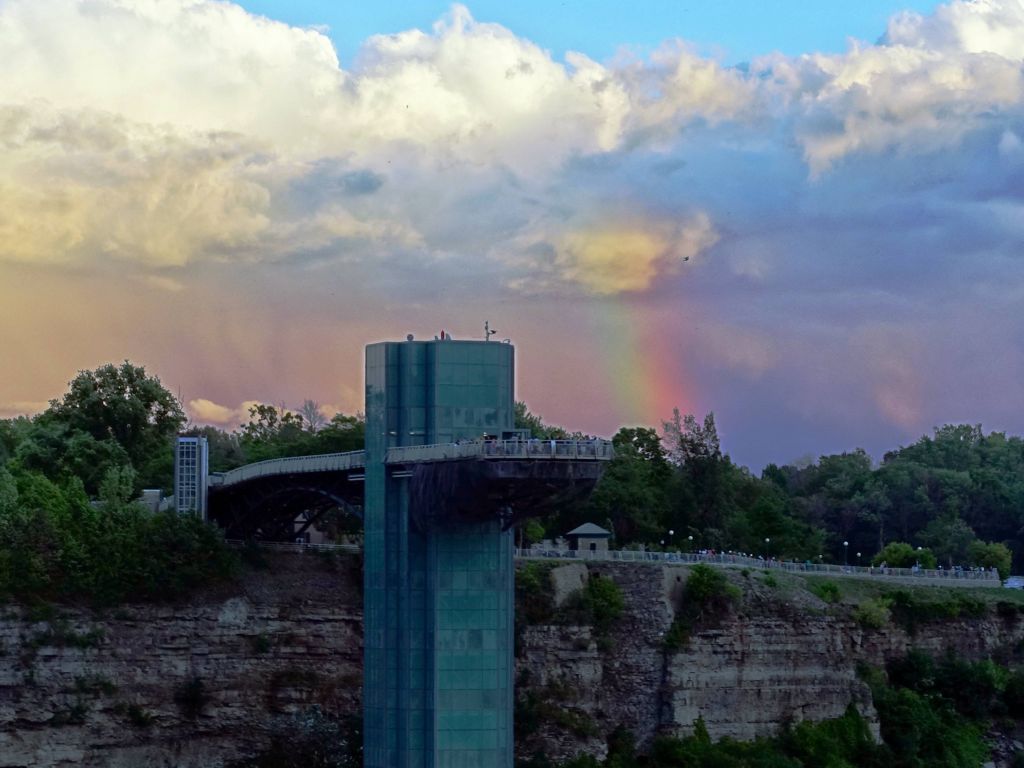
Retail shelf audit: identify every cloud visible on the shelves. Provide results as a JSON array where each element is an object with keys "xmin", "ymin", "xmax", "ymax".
[
  {"xmin": 187, "ymin": 398, "xmax": 267, "ymax": 427},
  {"xmin": 5, "ymin": 0, "xmax": 1024, "ymax": 470},
  {"xmin": 0, "ymin": 105, "xmax": 270, "ymax": 267},
  {"xmin": 545, "ymin": 213, "xmax": 718, "ymax": 295},
  {"xmin": 187, "ymin": 398, "xmax": 239, "ymax": 425},
  {"xmin": 756, "ymin": 0, "xmax": 1024, "ymax": 173}
]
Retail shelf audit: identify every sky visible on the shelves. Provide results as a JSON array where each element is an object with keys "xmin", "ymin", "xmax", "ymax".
[{"xmin": 1, "ymin": 0, "xmax": 1023, "ymax": 471}]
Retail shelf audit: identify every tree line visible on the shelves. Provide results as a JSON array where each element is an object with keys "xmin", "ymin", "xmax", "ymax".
[{"xmin": 0, "ymin": 361, "xmax": 1019, "ymax": 603}]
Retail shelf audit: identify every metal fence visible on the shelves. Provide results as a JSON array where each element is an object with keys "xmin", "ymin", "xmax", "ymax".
[
  {"xmin": 223, "ymin": 540, "xmax": 1003, "ymax": 587},
  {"xmin": 514, "ymin": 548, "xmax": 1002, "ymax": 586}
]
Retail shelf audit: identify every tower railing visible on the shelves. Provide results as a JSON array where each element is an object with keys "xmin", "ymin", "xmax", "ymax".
[{"xmin": 385, "ymin": 438, "xmax": 615, "ymax": 464}]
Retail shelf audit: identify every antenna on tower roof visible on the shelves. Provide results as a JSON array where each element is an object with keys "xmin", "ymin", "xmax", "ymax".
[{"xmin": 484, "ymin": 320, "xmax": 497, "ymax": 341}]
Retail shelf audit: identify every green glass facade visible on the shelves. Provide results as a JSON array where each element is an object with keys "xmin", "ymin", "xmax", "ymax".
[{"xmin": 364, "ymin": 339, "xmax": 515, "ymax": 768}]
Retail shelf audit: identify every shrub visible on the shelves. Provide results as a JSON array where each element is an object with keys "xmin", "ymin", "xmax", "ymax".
[
  {"xmin": 853, "ymin": 598, "xmax": 891, "ymax": 629},
  {"xmin": 114, "ymin": 702, "xmax": 154, "ymax": 728},
  {"xmin": 968, "ymin": 540, "xmax": 1012, "ymax": 581},
  {"xmin": 810, "ymin": 580, "xmax": 841, "ymax": 604},
  {"xmin": 664, "ymin": 565, "xmax": 739, "ymax": 651},
  {"xmin": 580, "ymin": 574, "xmax": 624, "ymax": 635},
  {"xmin": 872, "ymin": 542, "xmax": 936, "ymax": 570},
  {"xmin": 516, "ymin": 562, "xmax": 555, "ymax": 625}
]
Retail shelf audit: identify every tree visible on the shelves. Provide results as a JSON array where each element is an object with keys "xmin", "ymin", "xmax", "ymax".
[
  {"xmin": 239, "ymin": 403, "xmax": 308, "ymax": 462},
  {"xmin": 299, "ymin": 400, "xmax": 326, "ymax": 433},
  {"xmin": 42, "ymin": 362, "xmax": 184, "ymax": 489},
  {"xmin": 918, "ymin": 513, "xmax": 976, "ymax": 568},
  {"xmin": 587, "ymin": 428, "xmax": 673, "ymax": 543},
  {"xmin": 871, "ymin": 542, "xmax": 937, "ymax": 570},
  {"xmin": 514, "ymin": 402, "xmax": 569, "ymax": 440},
  {"xmin": 967, "ymin": 540, "xmax": 1012, "ymax": 580}
]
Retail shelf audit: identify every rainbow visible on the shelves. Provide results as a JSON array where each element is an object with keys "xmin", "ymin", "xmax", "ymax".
[{"xmin": 591, "ymin": 298, "xmax": 696, "ymax": 430}]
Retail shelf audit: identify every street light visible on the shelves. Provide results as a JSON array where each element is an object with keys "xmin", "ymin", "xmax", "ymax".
[
  {"xmin": 843, "ymin": 540, "xmax": 849, "ymax": 566},
  {"xmin": 688, "ymin": 534, "xmax": 693, "ymax": 552},
  {"xmin": 764, "ymin": 537, "xmax": 771, "ymax": 560},
  {"xmin": 857, "ymin": 551, "xmax": 862, "ymax": 568},
  {"xmin": 668, "ymin": 529, "xmax": 674, "ymax": 550}
]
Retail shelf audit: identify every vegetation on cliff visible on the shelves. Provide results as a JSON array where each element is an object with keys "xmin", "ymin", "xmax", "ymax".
[
  {"xmin": 0, "ymin": 363, "xmax": 235, "ymax": 605},
  {"xmin": 519, "ymin": 649, "xmax": 1024, "ymax": 767}
]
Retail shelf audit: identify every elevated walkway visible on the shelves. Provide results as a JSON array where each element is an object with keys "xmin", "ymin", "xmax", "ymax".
[{"xmin": 209, "ymin": 439, "xmax": 613, "ymax": 488}]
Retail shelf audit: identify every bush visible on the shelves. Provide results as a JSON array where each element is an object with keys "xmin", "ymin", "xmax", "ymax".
[
  {"xmin": 809, "ymin": 580, "xmax": 841, "ymax": 604},
  {"xmin": 872, "ymin": 542, "xmax": 937, "ymax": 570},
  {"xmin": 853, "ymin": 598, "xmax": 891, "ymax": 629},
  {"xmin": 516, "ymin": 562, "xmax": 555, "ymax": 625},
  {"xmin": 0, "ymin": 468, "xmax": 237, "ymax": 605},
  {"xmin": 884, "ymin": 590, "xmax": 988, "ymax": 634},
  {"xmin": 664, "ymin": 565, "xmax": 739, "ymax": 651},
  {"xmin": 968, "ymin": 540, "xmax": 1012, "ymax": 581},
  {"xmin": 580, "ymin": 574, "xmax": 624, "ymax": 635}
]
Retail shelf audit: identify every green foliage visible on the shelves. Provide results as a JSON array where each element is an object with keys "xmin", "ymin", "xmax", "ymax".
[
  {"xmin": 809, "ymin": 580, "xmax": 841, "ymax": 604},
  {"xmin": 114, "ymin": 702, "xmax": 155, "ymax": 728},
  {"xmin": 871, "ymin": 683, "xmax": 988, "ymax": 767},
  {"xmin": 579, "ymin": 574, "xmax": 624, "ymax": 635},
  {"xmin": 516, "ymin": 686, "xmax": 598, "ymax": 740},
  {"xmin": 968, "ymin": 540, "xmax": 1012, "ymax": 580},
  {"xmin": 586, "ymin": 428, "xmax": 673, "ymax": 543},
  {"xmin": 853, "ymin": 598, "xmax": 891, "ymax": 629},
  {"xmin": 883, "ymin": 589, "xmax": 987, "ymax": 634},
  {"xmin": 0, "ymin": 464, "xmax": 237, "ymax": 605},
  {"xmin": 523, "ymin": 520, "xmax": 546, "ymax": 546},
  {"xmin": 887, "ymin": 650, "xmax": 1010, "ymax": 720},
  {"xmin": 528, "ymin": 656, "xmax": 1005, "ymax": 768},
  {"xmin": 516, "ymin": 562, "xmax": 556, "ymax": 625},
  {"xmin": 42, "ymin": 361, "xmax": 184, "ymax": 490},
  {"xmin": 515, "ymin": 402, "xmax": 571, "ymax": 441},
  {"xmin": 872, "ymin": 542, "xmax": 937, "ymax": 570},
  {"xmin": 664, "ymin": 564, "xmax": 740, "ymax": 650}
]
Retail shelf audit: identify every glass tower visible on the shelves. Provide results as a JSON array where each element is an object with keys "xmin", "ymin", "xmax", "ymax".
[
  {"xmin": 364, "ymin": 338, "xmax": 515, "ymax": 768},
  {"xmin": 174, "ymin": 436, "xmax": 209, "ymax": 519}
]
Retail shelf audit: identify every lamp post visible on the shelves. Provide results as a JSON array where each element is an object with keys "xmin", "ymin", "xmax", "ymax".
[
  {"xmin": 764, "ymin": 537, "xmax": 771, "ymax": 560},
  {"xmin": 688, "ymin": 534, "xmax": 693, "ymax": 552},
  {"xmin": 843, "ymin": 540, "xmax": 849, "ymax": 566},
  {"xmin": 668, "ymin": 529, "xmax": 674, "ymax": 551},
  {"xmin": 856, "ymin": 551, "xmax": 862, "ymax": 568}
]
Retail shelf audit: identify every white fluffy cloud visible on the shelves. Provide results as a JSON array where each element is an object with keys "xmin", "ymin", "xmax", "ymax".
[
  {"xmin": 757, "ymin": 0, "xmax": 1024, "ymax": 173},
  {"xmin": 1, "ymin": 0, "xmax": 1023, "ymax": 290}
]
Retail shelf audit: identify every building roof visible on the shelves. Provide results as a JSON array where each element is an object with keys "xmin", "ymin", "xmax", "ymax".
[{"xmin": 565, "ymin": 522, "xmax": 612, "ymax": 538}]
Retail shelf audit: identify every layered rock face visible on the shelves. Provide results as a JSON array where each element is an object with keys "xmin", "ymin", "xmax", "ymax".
[
  {"xmin": 515, "ymin": 563, "xmax": 1024, "ymax": 761},
  {"xmin": 1, "ymin": 554, "xmax": 1020, "ymax": 766},
  {"xmin": 0, "ymin": 554, "xmax": 363, "ymax": 768}
]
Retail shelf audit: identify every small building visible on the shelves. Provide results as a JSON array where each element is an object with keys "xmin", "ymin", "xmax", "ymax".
[{"xmin": 565, "ymin": 522, "xmax": 612, "ymax": 552}]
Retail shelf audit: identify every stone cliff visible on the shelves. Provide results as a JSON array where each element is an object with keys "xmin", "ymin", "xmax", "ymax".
[
  {"xmin": 1, "ymin": 552, "xmax": 1019, "ymax": 766},
  {"xmin": 0, "ymin": 553, "xmax": 363, "ymax": 768}
]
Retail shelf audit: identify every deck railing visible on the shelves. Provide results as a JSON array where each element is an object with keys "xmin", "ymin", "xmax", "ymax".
[
  {"xmin": 386, "ymin": 439, "xmax": 614, "ymax": 464},
  {"xmin": 514, "ymin": 548, "xmax": 1002, "ymax": 586}
]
